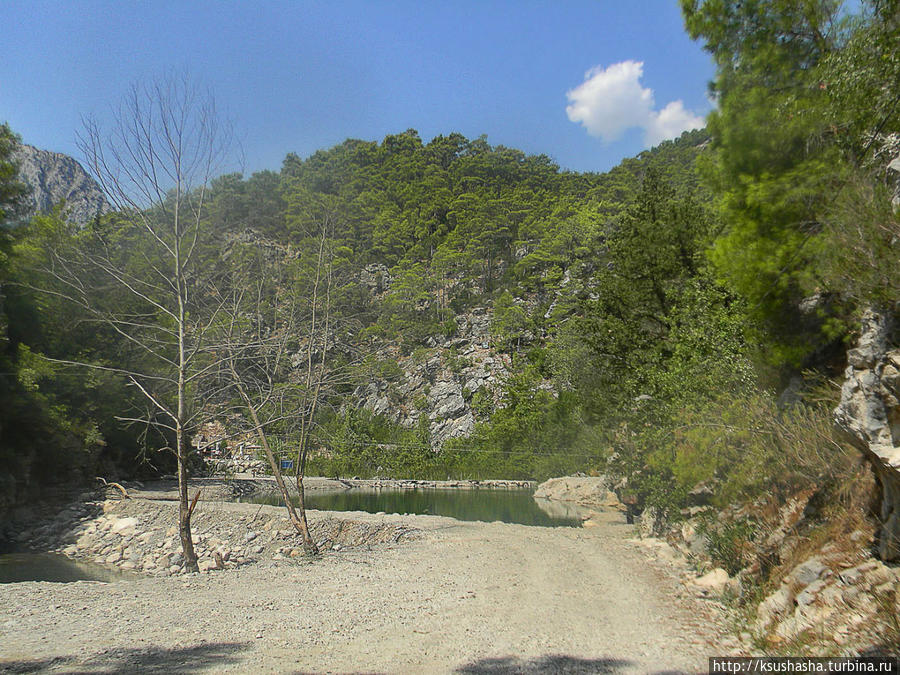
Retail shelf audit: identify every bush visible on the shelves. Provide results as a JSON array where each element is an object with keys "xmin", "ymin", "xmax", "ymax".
[{"xmin": 698, "ymin": 515, "xmax": 759, "ymax": 576}]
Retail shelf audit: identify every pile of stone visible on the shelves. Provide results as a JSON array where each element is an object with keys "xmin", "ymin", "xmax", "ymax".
[
  {"xmin": 205, "ymin": 457, "xmax": 267, "ymax": 476},
  {"xmin": 13, "ymin": 498, "xmax": 418, "ymax": 577},
  {"xmin": 353, "ymin": 478, "xmax": 535, "ymax": 490}
]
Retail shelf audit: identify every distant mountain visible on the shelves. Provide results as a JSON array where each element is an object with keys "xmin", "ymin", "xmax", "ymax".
[{"xmin": 13, "ymin": 144, "xmax": 109, "ymax": 226}]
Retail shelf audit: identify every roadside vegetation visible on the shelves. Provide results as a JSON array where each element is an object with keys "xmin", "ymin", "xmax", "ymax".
[{"xmin": 0, "ymin": 0, "xmax": 898, "ymax": 608}]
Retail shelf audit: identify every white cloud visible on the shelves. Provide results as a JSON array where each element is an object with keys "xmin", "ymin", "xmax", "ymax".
[
  {"xmin": 565, "ymin": 61, "xmax": 653, "ymax": 143},
  {"xmin": 565, "ymin": 60, "xmax": 704, "ymax": 148},
  {"xmin": 645, "ymin": 100, "xmax": 705, "ymax": 147}
]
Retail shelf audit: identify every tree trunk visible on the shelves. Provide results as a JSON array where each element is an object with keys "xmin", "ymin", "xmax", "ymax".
[
  {"xmin": 241, "ymin": 389, "xmax": 317, "ymax": 552},
  {"xmin": 176, "ymin": 424, "xmax": 199, "ymax": 572},
  {"xmin": 176, "ymin": 217, "xmax": 199, "ymax": 573},
  {"xmin": 295, "ymin": 445, "xmax": 318, "ymax": 554}
]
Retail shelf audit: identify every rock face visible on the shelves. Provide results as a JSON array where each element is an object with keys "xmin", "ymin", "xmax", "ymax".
[
  {"xmin": 752, "ymin": 552, "xmax": 900, "ymax": 644},
  {"xmin": 834, "ymin": 308, "xmax": 900, "ymax": 561},
  {"xmin": 353, "ymin": 307, "xmax": 514, "ymax": 448},
  {"xmin": 13, "ymin": 144, "xmax": 109, "ymax": 226},
  {"xmin": 883, "ymin": 134, "xmax": 900, "ymax": 210}
]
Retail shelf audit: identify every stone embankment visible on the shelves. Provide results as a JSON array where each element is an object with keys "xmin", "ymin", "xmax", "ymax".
[
  {"xmin": 537, "ymin": 475, "xmax": 900, "ymax": 655},
  {"xmin": 298, "ymin": 477, "xmax": 535, "ymax": 491},
  {"xmin": 10, "ymin": 497, "xmax": 418, "ymax": 576},
  {"xmin": 125, "ymin": 477, "xmax": 535, "ymax": 503}
]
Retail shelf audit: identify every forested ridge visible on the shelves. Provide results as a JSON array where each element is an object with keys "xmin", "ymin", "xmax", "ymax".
[
  {"xmin": 0, "ymin": 121, "xmax": 713, "ymax": 495},
  {"xmin": 1, "ymin": 0, "xmax": 899, "ymax": 601}
]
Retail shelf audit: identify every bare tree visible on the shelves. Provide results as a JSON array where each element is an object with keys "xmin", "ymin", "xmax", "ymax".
[
  {"xmin": 294, "ymin": 207, "xmax": 336, "ymax": 549},
  {"xmin": 214, "ymin": 246, "xmax": 320, "ymax": 554},
  {"xmin": 213, "ymin": 205, "xmax": 355, "ymax": 555},
  {"xmin": 26, "ymin": 74, "xmax": 232, "ymax": 572}
]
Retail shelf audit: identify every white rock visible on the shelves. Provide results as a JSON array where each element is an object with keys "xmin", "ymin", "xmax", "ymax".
[
  {"xmin": 756, "ymin": 586, "xmax": 794, "ymax": 635},
  {"xmin": 795, "ymin": 579, "xmax": 827, "ymax": 606},
  {"xmin": 786, "ymin": 557, "xmax": 827, "ymax": 587},
  {"xmin": 694, "ymin": 568, "xmax": 731, "ymax": 596},
  {"xmin": 110, "ymin": 517, "xmax": 139, "ymax": 536}
]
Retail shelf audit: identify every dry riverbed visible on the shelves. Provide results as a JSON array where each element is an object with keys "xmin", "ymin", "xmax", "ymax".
[{"xmin": 1, "ymin": 489, "xmax": 736, "ymax": 674}]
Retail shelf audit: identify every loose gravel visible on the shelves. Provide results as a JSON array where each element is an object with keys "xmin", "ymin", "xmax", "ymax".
[{"xmin": 1, "ymin": 496, "xmax": 732, "ymax": 674}]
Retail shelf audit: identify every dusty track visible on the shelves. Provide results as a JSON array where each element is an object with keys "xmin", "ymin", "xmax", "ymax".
[{"xmin": 1, "ymin": 498, "xmax": 729, "ymax": 673}]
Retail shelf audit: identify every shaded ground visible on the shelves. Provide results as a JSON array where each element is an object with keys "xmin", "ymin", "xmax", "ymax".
[{"xmin": 0, "ymin": 497, "xmax": 729, "ymax": 673}]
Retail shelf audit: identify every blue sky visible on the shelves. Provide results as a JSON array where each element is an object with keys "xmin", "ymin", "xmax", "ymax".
[{"xmin": 1, "ymin": 1, "xmax": 714, "ymax": 176}]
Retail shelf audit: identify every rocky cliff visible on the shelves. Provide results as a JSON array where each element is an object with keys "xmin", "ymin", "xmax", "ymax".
[
  {"xmin": 13, "ymin": 144, "xmax": 108, "ymax": 226},
  {"xmin": 352, "ymin": 265, "xmax": 514, "ymax": 447},
  {"xmin": 834, "ymin": 308, "xmax": 900, "ymax": 561},
  {"xmin": 829, "ymin": 141, "xmax": 900, "ymax": 562}
]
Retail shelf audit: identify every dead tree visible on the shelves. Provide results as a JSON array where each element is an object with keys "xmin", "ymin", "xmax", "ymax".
[
  {"xmin": 26, "ymin": 74, "xmax": 231, "ymax": 573},
  {"xmin": 213, "ymin": 202, "xmax": 356, "ymax": 554},
  {"xmin": 214, "ymin": 250, "xmax": 319, "ymax": 553},
  {"xmin": 294, "ymin": 208, "xmax": 336, "ymax": 552}
]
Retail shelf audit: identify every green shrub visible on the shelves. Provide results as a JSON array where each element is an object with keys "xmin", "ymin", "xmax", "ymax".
[{"xmin": 698, "ymin": 515, "xmax": 758, "ymax": 576}]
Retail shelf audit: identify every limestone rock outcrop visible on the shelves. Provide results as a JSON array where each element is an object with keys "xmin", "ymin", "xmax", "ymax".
[
  {"xmin": 13, "ymin": 143, "xmax": 109, "ymax": 226},
  {"xmin": 834, "ymin": 308, "xmax": 900, "ymax": 561},
  {"xmin": 353, "ymin": 307, "xmax": 515, "ymax": 448},
  {"xmin": 532, "ymin": 475, "xmax": 622, "ymax": 510}
]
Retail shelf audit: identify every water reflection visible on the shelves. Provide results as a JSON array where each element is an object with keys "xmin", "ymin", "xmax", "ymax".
[
  {"xmin": 532, "ymin": 497, "xmax": 588, "ymax": 520},
  {"xmin": 248, "ymin": 488, "xmax": 583, "ymax": 527},
  {"xmin": 0, "ymin": 553, "xmax": 135, "ymax": 583}
]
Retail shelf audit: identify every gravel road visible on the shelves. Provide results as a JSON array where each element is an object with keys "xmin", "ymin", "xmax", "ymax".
[{"xmin": 1, "ymin": 499, "xmax": 729, "ymax": 674}]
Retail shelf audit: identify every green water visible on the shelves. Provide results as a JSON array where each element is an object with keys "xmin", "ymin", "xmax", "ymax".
[
  {"xmin": 248, "ymin": 488, "xmax": 582, "ymax": 527},
  {"xmin": 0, "ymin": 553, "xmax": 135, "ymax": 583}
]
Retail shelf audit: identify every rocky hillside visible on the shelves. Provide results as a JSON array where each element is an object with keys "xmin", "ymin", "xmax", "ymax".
[
  {"xmin": 354, "ymin": 306, "xmax": 510, "ymax": 447},
  {"xmin": 13, "ymin": 143, "xmax": 108, "ymax": 226},
  {"xmin": 349, "ymin": 261, "xmax": 564, "ymax": 448}
]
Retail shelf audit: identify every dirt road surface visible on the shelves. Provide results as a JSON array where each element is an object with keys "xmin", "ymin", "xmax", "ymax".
[{"xmin": 1, "ymin": 500, "xmax": 729, "ymax": 673}]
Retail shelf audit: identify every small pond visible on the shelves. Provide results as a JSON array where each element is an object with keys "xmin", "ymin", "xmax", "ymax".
[
  {"xmin": 247, "ymin": 488, "xmax": 583, "ymax": 527},
  {"xmin": 0, "ymin": 553, "xmax": 135, "ymax": 584}
]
